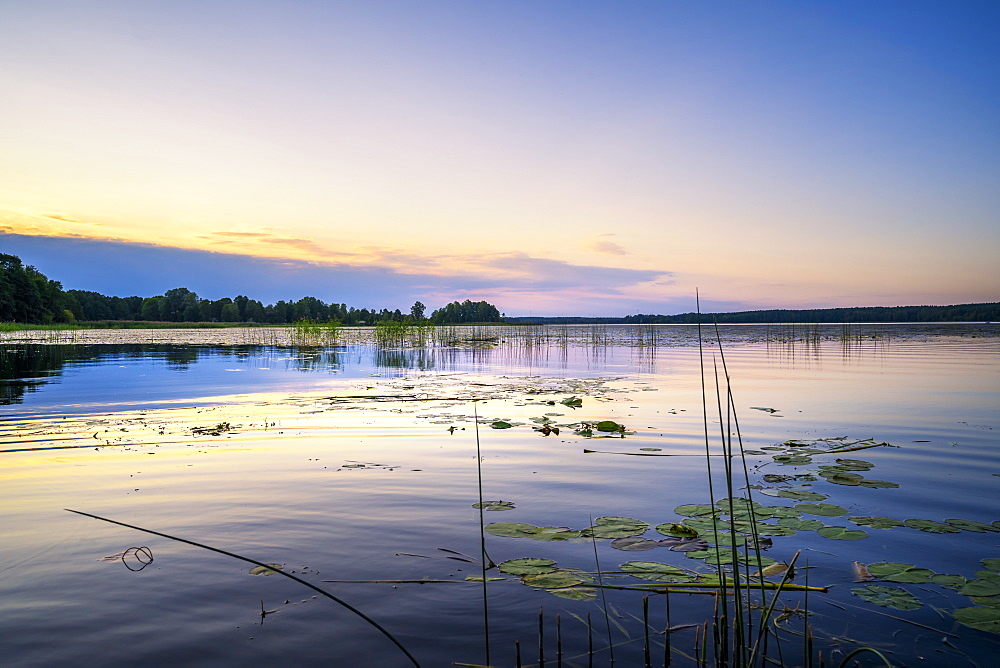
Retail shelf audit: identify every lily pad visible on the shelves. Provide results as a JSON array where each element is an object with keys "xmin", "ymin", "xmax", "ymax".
[
  {"xmin": 821, "ymin": 472, "xmax": 863, "ymax": 486},
  {"xmin": 530, "ymin": 527, "xmax": 582, "ymax": 541},
  {"xmin": 883, "ymin": 568, "xmax": 934, "ymax": 583},
  {"xmin": 773, "ymin": 455, "xmax": 813, "ymax": 466},
  {"xmin": 583, "ymin": 516, "xmax": 649, "ymax": 539},
  {"xmin": 657, "ymin": 537, "xmax": 710, "ymax": 552},
  {"xmin": 485, "ymin": 522, "xmax": 541, "ymax": 538},
  {"xmin": 777, "ymin": 517, "xmax": 825, "ymax": 531},
  {"xmin": 249, "ymin": 564, "xmax": 283, "ymax": 576},
  {"xmin": 620, "ymin": 560, "xmax": 696, "ymax": 582},
  {"xmin": 903, "ymin": 519, "xmax": 961, "ymax": 534},
  {"xmin": 522, "ymin": 570, "xmax": 586, "ymax": 589},
  {"xmin": 961, "ymin": 580, "xmax": 1000, "ymax": 597},
  {"xmin": 674, "ymin": 504, "xmax": 719, "ymax": 517},
  {"xmin": 764, "ymin": 506, "xmax": 803, "ymax": 519},
  {"xmin": 945, "ymin": 519, "xmax": 1000, "ymax": 533},
  {"xmin": 852, "ymin": 585, "xmax": 922, "ymax": 610},
  {"xmin": 559, "ymin": 397, "xmax": 583, "ymax": 408},
  {"xmin": 490, "ymin": 421, "xmax": 513, "ymax": 429},
  {"xmin": 971, "ymin": 595, "xmax": 1000, "ymax": 608},
  {"xmin": 549, "ymin": 587, "xmax": 596, "ymax": 601},
  {"xmin": 596, "ymin": 420, "xmax": 624, "ymax": 432},
  {"xmin": 834, "ymin": 458, "xmax": 875, "ymax": 470},
  {"xmin": 795, "ymin": 503, "xmax": 848, "ymax": 517},
  {"xmin": 984, "ymin": 558, "xmax": 1000, "ymax": 573},
  {"xmin": 655, "ymin": 522, "xmax": 699, "ymax": 538},
  {"xmin": 610, "ymin": 536, "xmax": 659, "ymax": 551},
  {"xmin": 867, "ymin": 562, "xmax": 915, "ymax": 577},
  {"xmin": 952, "ymin": 606, "xmax": 1000, "ymax": 634},
  {"xmin": 473, "ymin": 500, "xmax": 515, "ymax": 511},
  {"xmin": 774, "ymin": 489, "xmax": 828, "ymax": 502},
  {"xmin": 849, "ymin": 516, "xmax": 903, "ymax": 529},
  {"xmin": 857, "ymin": 479, "xmax": 899, "ymax": 488},
  {"xmin": 499, "ymin": 558, "xmax": 557, "ymax": 576},
  {"xmin": 931, "ymin": 574, "xmax": 967, "ymax": 589},
  {"xmin": 817, "ymin": 526, "xmax": 868, "ymax": 540}
]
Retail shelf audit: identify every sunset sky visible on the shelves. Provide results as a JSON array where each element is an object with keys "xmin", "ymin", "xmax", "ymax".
[{"xmin": 2, "ymin": 1, "xmax": 998, "ymax": 316}]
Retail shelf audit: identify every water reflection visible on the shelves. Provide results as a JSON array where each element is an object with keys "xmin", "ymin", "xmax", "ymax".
[{"xmin": 2, "ymin": 324, "xmax": 997, "ymax": 405}]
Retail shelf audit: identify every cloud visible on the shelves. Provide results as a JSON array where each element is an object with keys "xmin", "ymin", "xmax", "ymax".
[
  {"xmin": 584, "ymin": 236, "xmax": 629, "ymax": 255},
  {"xmin": 43, "ymin": 214, "xmax": 80, "ymax": 223}
]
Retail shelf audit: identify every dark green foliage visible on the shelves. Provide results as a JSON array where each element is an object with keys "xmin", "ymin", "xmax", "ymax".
[
  {"xmin": 2, "ymin": 252, "xmax": 486, "ymax": 326},
  {"xmin": 0, "ymin": 254, "xmax": 74, "ymax": 324},
  {"xmin": 430, "ymin": 299, "xmax": 502, "ymax": 324}
]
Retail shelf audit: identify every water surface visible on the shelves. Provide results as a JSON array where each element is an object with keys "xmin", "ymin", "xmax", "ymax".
[{"xmin": 2, "ymin": 324, "xmax": 998, "ymax": 666}]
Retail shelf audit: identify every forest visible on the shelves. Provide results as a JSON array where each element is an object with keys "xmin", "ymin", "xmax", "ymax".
[{"xmin": 0, "ymin": 253, "xmax": 501, "ymax": 325}]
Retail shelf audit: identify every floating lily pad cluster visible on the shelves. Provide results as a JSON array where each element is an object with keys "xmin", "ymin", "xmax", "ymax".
[
  {"xmin": 850, "ymin": 558, "xmax": 1000, "ymax": 632},
  {"xmin": 497, "ymin": 558, "xmax": 596, "ymax": 600}
]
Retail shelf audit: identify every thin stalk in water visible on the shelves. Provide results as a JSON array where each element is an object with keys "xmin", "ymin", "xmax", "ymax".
[{"xmin": 64, "ymin": 508, "xmax": 420, "ymax": 667}]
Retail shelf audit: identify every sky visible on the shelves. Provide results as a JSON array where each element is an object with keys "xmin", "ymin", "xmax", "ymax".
[{"xmin": 1, "ymin": 1, "xmax": 998, "ymax": 316}]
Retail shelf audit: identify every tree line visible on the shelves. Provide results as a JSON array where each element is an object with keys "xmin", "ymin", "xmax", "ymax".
[{"xmin": 0, "ymin": 253, "xmax": 502, "ymax": 325}]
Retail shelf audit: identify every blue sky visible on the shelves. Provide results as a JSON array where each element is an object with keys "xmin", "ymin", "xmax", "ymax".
[{"xmin": 2, "ymin": 1, "xmax": 997, "ymax": 315}]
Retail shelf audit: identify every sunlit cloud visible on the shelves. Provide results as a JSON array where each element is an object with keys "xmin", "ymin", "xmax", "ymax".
[{"xmin": 584, "ymin": 234, "xmax": 629, "ymax": 256}]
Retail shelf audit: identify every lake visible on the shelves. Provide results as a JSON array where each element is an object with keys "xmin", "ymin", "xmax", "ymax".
[{"xmin": 2, "ymin": 323, "xmax": 998, "ymax": 666}]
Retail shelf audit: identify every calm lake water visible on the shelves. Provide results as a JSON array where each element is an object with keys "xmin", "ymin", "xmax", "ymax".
[{"xmin": 2, "ymin": 324, "xmax": 998, "ymax": 666}]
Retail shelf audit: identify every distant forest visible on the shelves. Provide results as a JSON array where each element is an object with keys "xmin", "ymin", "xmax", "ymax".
[
  {"xmin": 506, "ymin": 302, "xmax": 1000, "ymax": 324},
  {"xmin": 0, "ymin": 253, "xmax": 500, "ymax": 325}
]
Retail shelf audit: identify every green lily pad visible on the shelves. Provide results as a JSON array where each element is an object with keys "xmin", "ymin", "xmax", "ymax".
[
  {"xmin": 817, "ymin": 526, "xmax": 868, "ymax": 540},
  {"xmin": 822, "ymin": 472, "xmax": 863, "ymax": 486},
  {"xmin": 970, "ymin": 595, "xmax": 1000, "ymax": 608},
  {"xmin": 834, "ymin": 458, "xmax": 875, "ymax": 470},
  {"xmin": 658, "ymin": 537, "xmax": 710, "ymax": 552},
  {"xmin": 596, "ymin": 420, "xmax": 624, "ymax": 432},
  {"xmin": 249, "ymin": 564, "xmax": 283, "ymax": 576},
  {"xmin": 773, "ymin": 455, "xmax": 813, "ymax": 466},
  {"xmin": 490, "ymin": 421, "xmax": 513, "ymax": 429},
  {"xmin": 549, "ymin": 587, "xmax": 596, "ymax": 601},
  {"xmin": 655, "ymin": 522, "xmax": 699, "ymax": 538},
  {"xmin": 777, "ymin": 517, "xmax": 825, "ymax": 531},
  {"xmin": 961, "ymin": 580, "xmax": 1000, "ymax": 597},
  {"xmin": 499, "ymin": 558, "xmax": 557, "ymax": 576},
  {"xmin": 952, "ymin": 606, "xmax": 1000, "ymax": 634},
  {"xmin": 465, "ymin": 575, "xmax": 505, "ymax": 582},
  {"xmin": 485, "ymin": 522, "xmax": 541, "ymax": 538},
  {"xmin": 867, "ymin": 563, "xmax": 917, "ymax": 577},
  {"xmin": 620, "ymin": 561, "xmax": 696, "ymax": 582},
  {"xmin": 583, "ymin": 516, "xmax": 649, "ymax": 539},
  {"xmin": 945, "ymin": 519, "xmax": 1000, "ymax": 533},
  {"xmin": 984, "ymin": 558, "xmax": 1000, "ymax": 573},
  {"xmin": 559, "ymin": 397, "xmax": 583, "ymax": 407},
  {"xmin": 765, "ymin": 506, "xmax": 803, "ymax": 519},
  {"xmin": 852, "ymin": 585, "xmax": 922, "ymax": 610},
  {"xmin": 611, "ymin": 536, "xmax": 659, "ymax": 551},
  {"xmin": 530, "ymin": 527, "xmax": 582, "ymax": 541},
  {"xmin": 884, "ymin": 568, "xmax": 934, "ymax": 583},
  {"xmin": 977, "ymin": 570, "xmax": 1000, "ymax": 584},
  {"xmin": 773, "ymin": 489, "xmax": 828, "ymax": 502},
  {"xmin": 849, "ymin": 516, "xmax": 903, "ymax": 529},
  {"xmin": 903, "ymin": 519, "xmax": 961, "ymax": 533},
  {"xmin": 523, "ymin": 570, "xmax": 586, "ymax": 589},
  {"xmin": 473, "ymin": 500, "xmax": 515, "ymax": 511},
  {"xmin": 674, "ymin": 504, "xmax": 719, "ymax": 517},
  {"xmin": 700, "ymin": 531, "xmax": 749, "ymax": 547},
  {"xmin": 751, "ymin": 524, "xmax": 798, "ymax": 536},
  {"xmin": 931, "ymin": 574, "xmax": 967, "ymax": 589},
  {"xmin": 795, "ymin": 503, "xmax": 848, "ymax": 517},
  {"xmin": 857, "ymin": 479, "xmax": 899, "ymax": 488}
]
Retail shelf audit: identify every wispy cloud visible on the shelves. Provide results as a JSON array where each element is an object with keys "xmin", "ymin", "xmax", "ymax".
[{"xmin": 584, "ymin": 234, "xmax": 629, "ymax": 256}]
